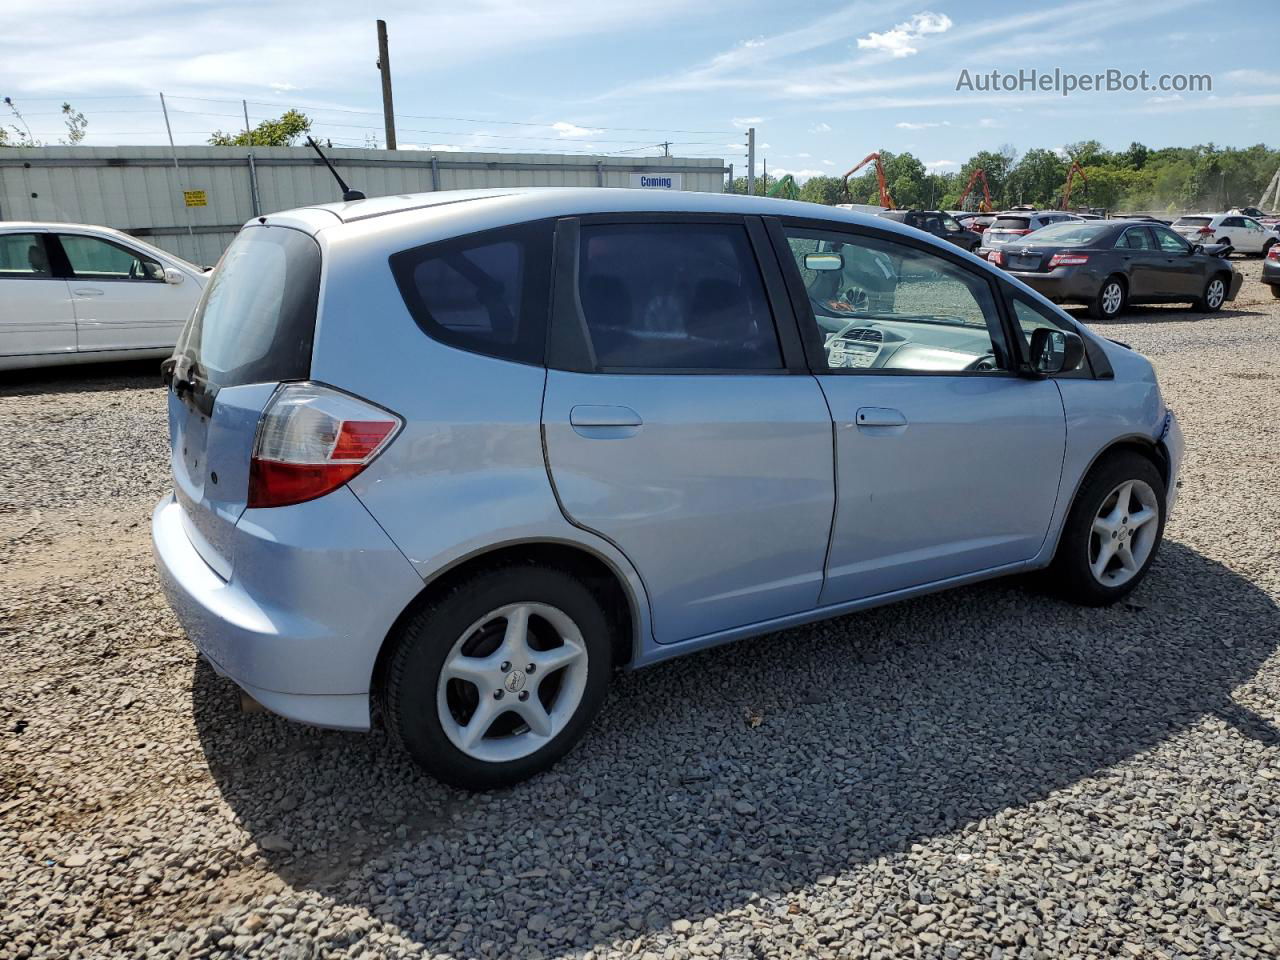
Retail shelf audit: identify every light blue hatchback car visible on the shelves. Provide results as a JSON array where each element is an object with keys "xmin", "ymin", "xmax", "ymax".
[{"xmin": 154, "ymin": 188, "xmax": 1183, "ymax": 789}]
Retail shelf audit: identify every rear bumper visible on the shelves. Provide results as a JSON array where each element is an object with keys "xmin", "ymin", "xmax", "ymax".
[
  {"xmin": 1005, "ymin": 267, "xmax": 1101, "ymax": 303},
  {"xmin": 152, "ymin": 488, "xmax": 425, "ymax": 731}
]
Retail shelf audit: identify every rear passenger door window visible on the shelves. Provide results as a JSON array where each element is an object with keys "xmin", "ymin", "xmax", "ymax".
[
  {"xmin": 572, "ymin": 221, "xmax": 782, "ymax": 371},
  {"xmin": 390, "ymin": 221, "xmax": 553, "ymax": 365}
]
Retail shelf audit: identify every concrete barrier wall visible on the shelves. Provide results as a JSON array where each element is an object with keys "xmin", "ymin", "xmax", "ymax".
[{"xmin": 0, "ymin": 146, "xmax": 727, "ymax": 265}]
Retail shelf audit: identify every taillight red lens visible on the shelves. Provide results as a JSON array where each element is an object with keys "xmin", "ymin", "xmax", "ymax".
[
  {"xmin": 247, "ymin": 383, "xmax": 402, "ymax": 509},
  {"xmin": 987, "ymin": 250, "xmax": 1004, "ymax": 266},
  {"xmin": 1049, "ymin": 253, "xmax": 1089, "ymax": 268},
  {"xmin": 1267, "ymin": 245, "xmax": 1280, "ymax": 261},
  {"xmin": 1198, "ymin": 226, "xmax": 1214, "ymax": 235}
]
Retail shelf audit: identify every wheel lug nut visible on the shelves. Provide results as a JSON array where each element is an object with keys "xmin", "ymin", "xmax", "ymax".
[
  {"xmin": 518, "ymin": 690, "xmax": 529, "ymax": 701},
  {"xmin": 526, "ymin": 664, "xmax": 536, "ymax": 674},
  {"xmin": 500, "ymin": 661, "xmax": 511, "ymax": 671},
  {"xmin": 493, "ymin": 689, "xmax": 504, "ymax": 700}
]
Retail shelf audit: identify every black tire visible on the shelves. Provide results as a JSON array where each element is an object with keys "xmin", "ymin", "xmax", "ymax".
[
  {"xmin": 1049, "ymin": 451, "xmax": 1167, "ymax": 607},
  {"xmin": 382, "ymin": 565, "xmax": 613, "ymax": 790},
  {"xmin": 1262, "ymin": 239, "xmax": 1276, "ymax": 259},
  {"xmin": 1270, "ymin": 284, "xmax": 1280, "ymax": 300},
  {"xmin": 1195, "ymin": 273, "xmax": 1229, "ymax": 312},
  {"xmin": 1088, "ymin": 276, "xmax": 1127, "ymax": 320}
]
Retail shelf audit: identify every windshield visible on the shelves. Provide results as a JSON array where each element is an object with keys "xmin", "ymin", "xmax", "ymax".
[{"xmin": 1025, "ymin": 222, "xmax": 1112, "ymax": 246}]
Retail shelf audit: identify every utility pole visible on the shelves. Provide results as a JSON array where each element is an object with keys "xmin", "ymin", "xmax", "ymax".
[
  {"xmin": 745, "ymin": 127, "xmax": 755, "ymax": 196},
  {"xmin": 762, "ymin": 157, "xmax": 767, "ymax": 194},
  {"xmin": 376, "ymin": 19, "xmax": 397, "ymax": 150},
  {"xmin": 242, "ymin": 100, "xmax": 252, "ymax": 144},
  {"xmin": 662, "ymin": 141, "xmax": 670, "ymax": 158}
]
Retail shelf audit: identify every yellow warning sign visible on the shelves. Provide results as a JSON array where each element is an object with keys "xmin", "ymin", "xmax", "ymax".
[{"xmin": 183, "ymin": 189, "xmax": 208, "ymax": 207}]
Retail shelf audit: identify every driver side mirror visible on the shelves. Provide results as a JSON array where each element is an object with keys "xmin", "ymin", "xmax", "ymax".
[
  {"xmin": 163, "ymin": 267, "xmax": 185, "ymax": 285},
  {"xmin": 1029, "ymin": 328, "xmax": 1084, "ymax": 375}
]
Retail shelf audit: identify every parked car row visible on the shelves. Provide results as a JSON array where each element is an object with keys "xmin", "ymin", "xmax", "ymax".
[{"xmin": 0, "ymin": 223, "xmax": 208, "ymax": 371}]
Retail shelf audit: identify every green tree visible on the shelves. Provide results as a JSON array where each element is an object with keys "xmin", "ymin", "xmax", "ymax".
[
  {"xmin": 798, "ymin": 175, "xmax": 844, "ymax": 205},
  {"xmin": 1007, "ymin": 148, "xmax": 1067, "ymax": 207},
  {"xmin": 210, "ymin": 109, "xmax": 312, "ymax": 147}
]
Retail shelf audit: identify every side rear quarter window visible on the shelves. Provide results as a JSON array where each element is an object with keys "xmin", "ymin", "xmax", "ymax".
[{"xmin": 390, "ymin": 220, "xmax": 554, "ymax": 366}]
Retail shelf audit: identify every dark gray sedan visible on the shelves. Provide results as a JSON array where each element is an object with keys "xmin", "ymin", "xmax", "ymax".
[{"xmin": 988, "ymin": 220, "xmax": 1242, "ymax": 319}]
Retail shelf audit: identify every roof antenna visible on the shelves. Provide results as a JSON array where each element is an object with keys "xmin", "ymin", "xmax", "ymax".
[{"xmin": 306, "ymin": 136, "xmax": 365, "ymax": 201}]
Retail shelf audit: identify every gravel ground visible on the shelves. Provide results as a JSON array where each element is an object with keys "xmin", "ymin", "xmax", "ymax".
[{"xmin": 2, "ymin": 261, "xmax": 1279, "ymax": 960}]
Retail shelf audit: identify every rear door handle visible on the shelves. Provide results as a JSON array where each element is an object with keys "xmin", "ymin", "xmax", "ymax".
[
  {"xmin": 569, "ymin": 404, "xmax": 643, "ymax": 439},
  {"xmin": 855, "ymin": 406, "xmax": 908, "ymax": 428},
  {"xmin": 73, "ymin": 288, "xmax": 104, "ymax": 297}
]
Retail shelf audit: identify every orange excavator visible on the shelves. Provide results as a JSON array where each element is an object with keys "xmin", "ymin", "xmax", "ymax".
[
  {"xmin": 842, "ymin": 152, "xmax": 895, "ymax": 209},
  {"xmin": 957, "ymin": 167, "xmax": 994, "ymax": 212},
  {"xmin": 1060, "ymin": 161, "xmax": 1088, "ymax": 210}
]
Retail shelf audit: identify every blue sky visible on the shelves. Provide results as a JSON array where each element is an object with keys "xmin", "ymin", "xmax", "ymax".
[{"xmin": 3, "ymin": 0, "xmax": 1277, "ymax": 180}]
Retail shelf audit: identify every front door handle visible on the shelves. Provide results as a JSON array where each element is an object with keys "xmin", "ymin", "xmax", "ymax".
[
  {"xmin": 856, "ymin": 406, "xmax": 907, "ymax": 428},
  {"xmin": 73, "ymin": 288, "xmax": 104, "ymax": 297},
  {"xmin": 569, "ymin": 404, "xmax": 643, "ymax": 439}
]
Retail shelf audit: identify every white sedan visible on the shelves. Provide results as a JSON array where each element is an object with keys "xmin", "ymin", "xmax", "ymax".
[{"xmin": 0, "ymin": 222, "xmax": 208, "ymax": 371}]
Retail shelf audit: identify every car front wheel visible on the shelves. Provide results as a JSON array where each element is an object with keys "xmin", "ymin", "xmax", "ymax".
[
  {"xmin": 1089, "ymin": 276, "xmax": 1126, "ymax": 320},
  {"xmin": 383, "ymin": 565, "xmax": 613, "ymax": 789},
  {"xmin": 1049, "ymin": 451, "xmax": 1167, "ymax": 606}
]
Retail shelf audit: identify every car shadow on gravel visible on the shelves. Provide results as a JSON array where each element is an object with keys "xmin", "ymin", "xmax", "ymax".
[
  {"xmin": 0, "ymin": 359, "xmax": 161, "ymax": 397},
  {"xmin": 194, "ymin": 540, "xmax": 1279, "ymax": 955}
]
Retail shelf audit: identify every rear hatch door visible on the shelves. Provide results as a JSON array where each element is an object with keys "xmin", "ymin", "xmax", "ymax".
[
  {"xmin": 164, "ymin": 224, "xmax": 321, "ymax": 578},
  {"xmin": 984, "ymin": 216, "xmax": 1032, "ymax": 246}
]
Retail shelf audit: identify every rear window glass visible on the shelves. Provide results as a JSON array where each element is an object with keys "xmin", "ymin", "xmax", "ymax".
[
  {"xmin": 178, "ymin": 225, "xmax": 320, "ymax": 388},
  {"xmin": 390, "ymin": 220, "xmax": 553, "ymax": 365},
  {"xmin": 991, "ymin": 217, "xmax": 1030, "ymax": 230},
  {"xmin": 1175, "ymin": 217, "xmax": 1211, "ymax": 226},
  {"xmin": 1026, "ymin": 222, "xmax": 1110, "ymax": 245},
  {"xmin": 575, "ymin": 222, "xmax": 781, "ymax": 371}
]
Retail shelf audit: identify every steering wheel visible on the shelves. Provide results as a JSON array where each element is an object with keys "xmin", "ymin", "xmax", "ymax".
[{"xmin": 967, "ymin": 354, "xmax": 998, "ymax": 372}]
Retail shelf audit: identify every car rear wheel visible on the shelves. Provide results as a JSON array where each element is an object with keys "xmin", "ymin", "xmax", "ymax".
[
  {"xmin": 1263, "ymin": 239, "xmax": 1276, "ymax": 259},
  {"xmin": 1049, "ymin": 451, "xmax": 1166, "ymax": 606},
  {"xmin": 383, "ymin": 565, "xmax": 613, "ymax": 789},
  {"xmin": 1196, "ymin": 274, "xmax": 1227, "ymax": 312},
  {"xmin": 1089, "ymin": 276, "xmax": 1126, "ymax": 320},
  {"xmin": 1270, "ymin": 284, "xmax": 1280, "ymax": 300}
]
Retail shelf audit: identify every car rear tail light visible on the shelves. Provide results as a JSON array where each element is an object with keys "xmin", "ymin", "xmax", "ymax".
[
  {"xmin": 1197, "ymin": 226, "xmax": 1214, "ymax": 235},
  {"xmin": 1048, "ymin": 253, "xmax": 1089, "ymax": 267},
  {"xmin": 1005, "ymin": 229, "xmax": 1032, "ymax": 235},
  {"xmin": 248, "ymin": 382, "xmax": 402, "ymax": 508},
  {"xmin": 1268, "ymin": 245, "xmax": 1279, "ymax": 261},
  {"xmin": 986, "ymin": 250, "xmax": 1004, "ymax": 266}
]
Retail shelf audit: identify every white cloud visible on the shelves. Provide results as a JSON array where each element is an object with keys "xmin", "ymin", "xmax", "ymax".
[
  {"xmin": 742, "ymin": 37, "xmax": 766, "ymax": 48},
  {"xmin": 1145, "ymin": 93, "xmax": 1182, "ymax": 104},
  {"xmin": 810, "ymin": 122, "xmax": 833, "ymax": 134},
  {"xmin": 1224, "ymin": 69, "xmax": 1280, "ymax": 85},
  {"xmin": 822, "ymin": 159, "xmax": 835, "ymax": 166},
  {"xmin": 925, "ymin": 159, "xmax": 958, "ymax": 171},
  {"xmin": 771, "ymin": 167, "xmax": 824, "ymax": 182},
  {"xmin": 269, "ymin": 81, "xmax": 299, "ymax": 92},
  {"xmin": 896, "ymin": 120, "xmax": 950, "ymax": 130},
  {"xmin": 552, "ymin": 121, "xmax": 601, "ymax": 138},
  {"xmin": 977, "ymin": 117, "xmax": 999, "ymax": 128},
  {"xmin": 428, "ymin": 144, "xmax": 465, "ymax": 152},
  {"xmin": 1052, "ymin": 145, "xmax": 1069, "ymax": 159},
  {"xmin": 792, "ymin": 152, "xmax": 812, "ymax": 158},
  {"xmin": 856, "ymin": 11, "xmax": 952, "ymax": 58},
  {"xmin": 732, "ymin": 116, "xmax": 764, "ymax": 128}
]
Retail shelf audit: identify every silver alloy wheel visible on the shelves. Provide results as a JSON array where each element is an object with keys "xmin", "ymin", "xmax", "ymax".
[
  {"xmin": 1206, "ymin": 277, "xmax": 1225, "ymax": 309},
  {"xmin": 1101, "ymin": 281, "xmax": 1123, "ymax": 316},
  {"xmin": 437, "ymin": 602, "xmax": 589, "ymax": 763},
  {"xmin": 1088, "ymin": 478, "xmax": 1160, "ymax": 587}
]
